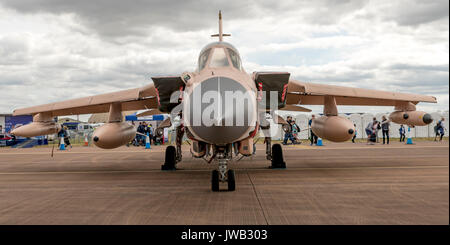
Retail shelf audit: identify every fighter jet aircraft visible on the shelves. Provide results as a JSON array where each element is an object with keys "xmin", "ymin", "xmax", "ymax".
[{"xmin": 11, "ymin": 11, "xmax": 437, "ymax": 191}]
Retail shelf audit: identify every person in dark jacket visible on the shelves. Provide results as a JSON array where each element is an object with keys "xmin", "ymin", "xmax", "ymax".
[
  {"xmin": 309, "ymin": 115, "xmax": 318, "ymax": 145},
  {"xmin": 143, "ymin": 123, "xmax": 153, "ymax": 145},
  {"xmin": 434, "ymin": 118, "xmax": 445, "ymax": 142},
  {"xmin": 136, "ymin": 122, "xmax": 145, "ymax": 146},
  {"xmin": 63, "ymin": 126, "xmax": 72, "ymax": 148},
  {"xmin": 57, "ymin": 126, "xmax": 65, "ymax": 146},
  {"xmin": 351, "ymin": 124, "xmax": 357, "ymax": 143},
  {"xmin": 399, "ymin": 125, "xmax": 406, "ymax": 142},
  {"xmin": 381, "ymin": 115, "xmax": 390, "ymax": 144}
]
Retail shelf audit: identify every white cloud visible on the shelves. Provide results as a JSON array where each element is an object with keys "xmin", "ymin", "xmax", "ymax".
[{"xmin": 0, "ymin": 0, "xmax": 448, "ymax": 117}]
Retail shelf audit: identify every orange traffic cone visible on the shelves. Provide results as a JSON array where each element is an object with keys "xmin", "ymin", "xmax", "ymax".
[{"xmin": 84, "ymin": 134, "xmax": 89, "ymax": 146}]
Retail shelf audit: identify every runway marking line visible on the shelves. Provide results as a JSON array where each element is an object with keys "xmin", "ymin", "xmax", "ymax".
[{"xmin": 0, "ymin": 165, "xmax": 447, "ymax": 175}]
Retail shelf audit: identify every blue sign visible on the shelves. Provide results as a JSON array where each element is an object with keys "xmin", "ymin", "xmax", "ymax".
[
  {"xmin": 125, "ymin": 114, "xmax": 166, "ymax": 121},
  {"xmin": 5, "ymin": 115, "xmax": 33, "ymax": 134}
]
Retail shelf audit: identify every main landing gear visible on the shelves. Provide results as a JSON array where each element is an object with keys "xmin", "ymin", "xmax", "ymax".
[
  {"xmin": 161, "ymin": 145, "xmax": 177, "ymax": 170},
  {"xmin": 161, "ymin": 125, "xmax": 184, "ymax": 171},
  {"xmin": 270, "ymin": 143, "xmax": 286, "ymax": 169},
  {"xmin": 211, "ymin": 144, "xmax": 235, "ymax": 191},
  {"xmin": 264, "ymin": 136, "xmax": 286, "ymax": 169}
]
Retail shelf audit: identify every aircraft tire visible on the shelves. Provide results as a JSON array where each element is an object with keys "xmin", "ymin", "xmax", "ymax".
[
  {"xmin": 161, "ymin": 146, "xmax": 177, "ymax": 170},
  {"xmin": 271, "ymin": 144, "xmax": 286, "ymax": 169},
  {"xmin": 227, "ymin": 170, "xmax": 235, "ymax": 191},
  {"xmin": 211, "ymin": 170, "xmax": 220, "ymax": 191}
]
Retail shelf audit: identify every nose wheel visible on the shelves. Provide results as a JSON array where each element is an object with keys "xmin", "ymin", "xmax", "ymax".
[
  {"xmin": 211, "ymin": 158, "xmax": 235, "ymax": 191},
  {"xmin": 211, "ymin": 169, "xmax": 235, "ymax": 191}
]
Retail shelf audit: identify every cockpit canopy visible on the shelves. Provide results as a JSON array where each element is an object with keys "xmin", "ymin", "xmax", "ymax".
[{"xmin": 198, "ymin": 42, "xmax": 243, "ymax": 71}]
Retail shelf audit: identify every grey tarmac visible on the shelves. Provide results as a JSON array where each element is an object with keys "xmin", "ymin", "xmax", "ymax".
[{"xmin": 0, "ymin": 141, "xmax": 448, "ymax": 225}]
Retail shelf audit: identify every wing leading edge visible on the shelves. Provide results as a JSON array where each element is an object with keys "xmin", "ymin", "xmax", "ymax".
[
  {"xmin": 13, "ymin": 84, "xmax": 157, "ymax": 117},
  {"xmin": 286, "ymin": 79, "xmax": 437, "ymax": 106}
]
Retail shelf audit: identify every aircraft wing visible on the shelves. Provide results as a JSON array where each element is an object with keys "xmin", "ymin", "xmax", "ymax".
[
  {"xmin": 279, "ymin": 104, "xmax": 312, "ymax": 112},
  {"xmin": 136, "ymin": 109, "xmax": 163, "ymax": 117},
  {"xmin": 286, "ymin": 79, "xmax": 437, "ymax": 106},
  {"xmin": 13, "ymin": 84, "xmax": 158, "ymax": 117}
]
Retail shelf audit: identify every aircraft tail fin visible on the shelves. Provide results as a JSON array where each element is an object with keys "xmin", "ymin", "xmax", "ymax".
[{"xmin": 211, "ymin": 10, "xmax": 231, "ymax": 41}]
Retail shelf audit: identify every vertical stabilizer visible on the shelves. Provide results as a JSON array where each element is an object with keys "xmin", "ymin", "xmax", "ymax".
[{"xmin": 211, "ymin": 10, "xmax": 231, "ymax": 41}]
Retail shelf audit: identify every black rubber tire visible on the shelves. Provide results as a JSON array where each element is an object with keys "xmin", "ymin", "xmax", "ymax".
[
  {"xmin": 227, "ymin": 170, "xmax": 235, "ymax": 191},
  {"xmin": 161, "ymin": 146, "xmax": 176, "ymax": 170},
  {"xmin": 211, "ymin": 170, "xmax": 220, "ymax": 192},
  {"xmin": 271, "ymin": 143, "xmax": 286, "ymax": 169}
]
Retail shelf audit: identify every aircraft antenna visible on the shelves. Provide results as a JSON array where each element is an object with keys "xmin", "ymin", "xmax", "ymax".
[{"xmin": 211, "ymin": 10, "xmax": 231, "ymax": 41}]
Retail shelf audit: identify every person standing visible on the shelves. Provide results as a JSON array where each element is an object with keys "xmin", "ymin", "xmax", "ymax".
[
  {"xmin": 366, "ymin": 117, "xmax": 377, "ymax": 144},
  {"xmin": 136, "ymin": 122, "xmax": 145, "ymax": 146},
  {"xmin": 373, "ymin": 120, "xmax": 380, "ymax": 143},
  {"xmin": 63, "ymin": 126, "xmax": 72, "ymax": 148},
  {"xmin": 399, "ymin": 125, "xmax": 406, "ymax": 142},
  {"xmin": 381, "ymin": 116, "xmax": 390, "ymax": 144},
  {"xmin": 374, "ymin": 118, "xmax": 381, "ymax": 143},
  {"xmin": 435, "ymin": 117, "xmax": 446, "ymax": 142},
  {"xmin": 143, "ymin": 122, "xmax": 151, "ymax": 146},
  {"xmin": 148, "ymin": 125, "xmax": 153, "ymax": 145},
  {"xmin": 291, "ymin": 120, "xmax": 300, "ymax": 144},
  {"xmin": 282, "ymin": 116, "xmax": 293, "ymax": 145},
  {"xmin": 351, "ymin": 124, "xmax": 357, "ymax": 143},
  {"xmin": 57, "ymin": 125, "xmax": 65, "ymax": 146},
  {"xmin": 309, "ymin": 115, "xmax": 318, "ymax": 145}
]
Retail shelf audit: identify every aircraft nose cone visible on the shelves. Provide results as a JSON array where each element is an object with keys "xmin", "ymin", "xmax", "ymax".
[
  {"xmin": 185, "ymin": 76, "xmax": 257, "ymax": 144},
  {"xmin": 93, "ymin": 136, "xmax": 99, "ymax": 142},
  {"xmin": 423, "ymin": 113, "xmax": 433, "ymax": 124},
  {"xmin": 348, "ymin": 129, "xmax": 354, "ymax": 134},
  {"xmin": 403, "ymin": 113, "xmax": 409, "ymax": 119}
]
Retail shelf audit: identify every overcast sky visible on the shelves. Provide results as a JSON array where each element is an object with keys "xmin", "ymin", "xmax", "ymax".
[{"xmin": 0, "ymin": 0, "xmax": 448, "ymax": 119}]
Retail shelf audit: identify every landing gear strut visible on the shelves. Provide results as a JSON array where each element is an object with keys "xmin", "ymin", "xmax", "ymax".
[
  {"xmin": 211, "ymin": 145, "xmax": 235, "ymax": 191},
  {"xmin": 161, "ymin": 124, "xmax": 184, "ymax": 171},
  {"xmin": 175, "ymin": 125, "xmax": 184, "ymax": 162},
  {"xmin": 265, "ymin": 137, "xmax": 272, "ymax": 160}
]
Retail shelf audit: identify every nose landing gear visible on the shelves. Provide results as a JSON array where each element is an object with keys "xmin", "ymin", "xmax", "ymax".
[
  {"xmin": 211, "ymin": 145, "xmax": 236, "ymax": 191},
  {"xmin": 211, "ymin": 169, "xmax": 235, "ymax": 191}
]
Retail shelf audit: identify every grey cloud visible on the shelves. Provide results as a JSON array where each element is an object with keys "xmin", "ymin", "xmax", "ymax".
[
  {"xmin": 0, "ymin": 0, "xmax": 371, "ymax": 39},
  {"xmin": 383, "ymin": 0, "xmax": 449, "ymax": 26},
  {"xmin": 1, "ymin": 0, "xmax": 447, "ymax": 40},
  {"xmin": 389, "ymin": 63, "xmax": 449, "ymax": 72},
  {"xmin": 0, "ymin": 0, "xmax": 258, "ymax": 37},
  {"xmin": 0, "ymin": 0, "xmax": 448, "ymax": 113},
  {"xmin": 387, "ymin": 70, "xmax": 449, "ymax": 87},
  {"xmin": 0, "ymin": 35, "xmax": 30, "ymax": 65}
]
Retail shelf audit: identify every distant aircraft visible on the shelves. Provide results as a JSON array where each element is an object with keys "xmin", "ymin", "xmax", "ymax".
[{"xmin": 11, "ymin": 11, "xmax": 436, "ymax": 191}]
